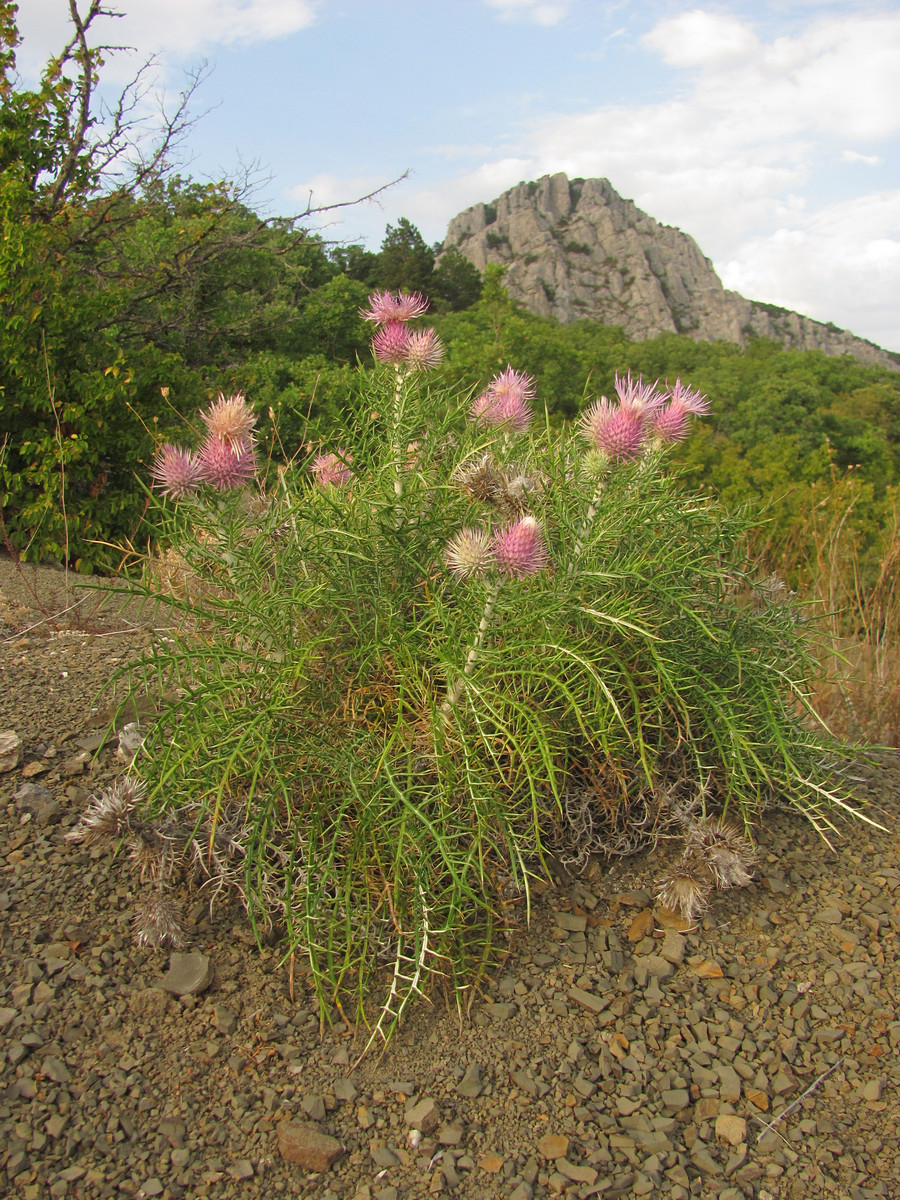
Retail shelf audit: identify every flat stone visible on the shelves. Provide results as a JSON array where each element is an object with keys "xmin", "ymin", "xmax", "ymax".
[
  {"xmin": 458, "ymin": 1063, "xmax": 483, "ymax": 1097},
  {"xmin": 41, "ymin": 1055, "xmax": 71, "ymax": 1083},
  {"xmin": 301, "ymin": 1094, "xmax": 326, "ymax": 1122},
  {"xmin": 212, "ymin": 1006, "xmax": 237, "ymax": 1035},
  {"xmin": 660, "ymin": 931, "xmax": 686, "ymax": 965},
  {"xmin": 813, "ymin": 907, "xmax": 843, "ymax": 924},
  {"xmin": 715, "ymin": 1115, "xmax": 747, "ymax": 1146},
  {"xmin": 160, "ymin": 952, "xmax": 214, "ymax": 996},
  {"xmin": 479, "ymin": 1155, "xmax": 504, "ymax": 1173},
  {"xmin": 661, "ymin": 1089, "xmax": 690, "ymax": 1111},
  {"xmin": 438, "ymin": 1122, "xmax": 464, "ymax": 1145},
  {"xmin": 13, "ymin": 782, "xmax": 54, "ymax": 812},
  {"xmin": 334, "ymin": 1078, "xmax": 357, "ymax": 1103},
  {"xmin": 771, "ymin": 1069, "xmax": 797, "ymax": 1095},
  {"xmin": 128, "ymin": 988, "xmax": 172, "ymax": 1018},
  {"xmin": 555, "ymin": 912, "xmax": 587, "ymax": 933},
  {"xmin": 634, "ymin": 955, "xmax": 675, "ymax": 983},
  {"xmin": 691, "ymin": 1148, "xmax": 723, "ymax": 1176},
  {"xmin": 557, "ymin": 1159, "xmax": 598, "ymax": 1185},
  {"xmin": 537, "ymin": 1133, "xmax": 569, "ymax": 1159},
  {"xmin": 568, "ymin": 985, "xmax": 610, "ymax": 1015},
  {"xmin": 0, "ymin": 730, "xmax": 23, "ymax": 772},
  {"xmin": 405, "ymin": 1097, "xmax": 440, "ymax": 1134},
  {"xmin": 276, "ymin": 1121, "xmax": 343, "ymax": 1170}
]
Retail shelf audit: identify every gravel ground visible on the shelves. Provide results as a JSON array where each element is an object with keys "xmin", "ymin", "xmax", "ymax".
[{"xmin": 1, "ymin": 554, "xmax": 898, "ymax": 1200}]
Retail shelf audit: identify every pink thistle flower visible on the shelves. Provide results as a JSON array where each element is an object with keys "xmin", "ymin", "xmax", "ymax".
[
  {"xmin": 311, "ymin": 448, "xmax": 353, "ymax": 487},
  {"xmin": 491, "ymin": 516, "xmax": 549, "ymax": 578},
  {"xmin": 614, "ymin": 370, "xmax": 666, "ymax": 415},
  {"xmin": 578, "ymin": 398, "xmax": 647, "ymax": 461},
  {"xmin": 200, "ymin": 391, "xmax": 257, "ymax": 444},
  {"xmin": 372, "ymin": 320, "xmax": 412, "ymax": 364},
  {"xmin": 197, "ymin": 434, "xmax": 257, "ymax": 490},
  {"xmin": 471, "ymin": 366, "xmax": 535, "ymax": 432},
  {"xmin": 404, "ymin": 327, "xmax": 444, "ymax": 370},
  {"xmin": 445, "ymin": 528, "xmax": 494, "ymax": 580},
  {"xmin": 152, "ymin": 443, "xmax": 202, "ymax": 499},
  {"xmin": 360, "ymin": 290, "xmax": 429, "ymax": 323},
  {"xmin": 668, "ymin": 378, "xmax": 710, "ymax": 416},
  {"xmin": 650, "ymin": 400, "xmax": 692, "ymax": 444}
]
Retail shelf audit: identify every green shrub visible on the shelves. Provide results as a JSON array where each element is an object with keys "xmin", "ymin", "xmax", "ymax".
[{"xmin": 74, "ymin": 302, "xmax": 871, "ymax": 1053}]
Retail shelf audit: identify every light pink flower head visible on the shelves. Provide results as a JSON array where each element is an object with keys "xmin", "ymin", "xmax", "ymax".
[
  {"xmin": 471, "ymin": 366, "xmax": 535, "ymax": 433},
  {"xmin": 404, "ymin": 327, "xmax": 444, "ymax": 370},
  {"xmin": 372, "ymin": 321, "xmax": 412, "ymax": 364},
  {"xmin": 311, "ymin": 448, "xmax": 353, "ymax": 488},
  {"xmin": 201, "ymin": 391, "xmax": 257, "ymax": 445},
  {"xmin": 579, "ymin": 397, "xmax": 647, "ymax": 461},
  {"xmin": 650, "ymin": 402, "xmax": 692, "ymax": 444},
  {"xmin": 197, "ymin": 434, "xmax": 258, "ymax": 490},
  {"xmin": 444, "ymin": 528, "xmax": 493, "ymax": 580},
  {"xmin": 668, "ymin": 378, "xmax": 710, "ymax": 416},
  {"xmin": 491, "ymin": 516, "xmax": 549, "ymax": 578},
  {"xmin": 152, "ymin": 443, "xmax": 202, "ymax": 499},
  {"xmin": 614, "ymin": 371, "xmax": 666, "ymax": 415},
  {"xmin": 360, "ymin": 290, "xmax": 429, "ymax": 323}
]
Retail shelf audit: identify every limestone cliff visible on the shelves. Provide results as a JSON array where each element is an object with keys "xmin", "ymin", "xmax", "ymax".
[{"xmin": 442, "ymin": 173, "xmax": 897, "ymax": 370}]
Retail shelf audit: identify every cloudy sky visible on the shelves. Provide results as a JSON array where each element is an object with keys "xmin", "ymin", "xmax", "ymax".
[{"xmin": 18, "ymin": 0, "xmax": 900, "ymax": 351}]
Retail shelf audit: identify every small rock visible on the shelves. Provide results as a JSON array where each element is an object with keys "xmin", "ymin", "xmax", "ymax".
[
  {"xmin": 661, "ymin": 1089, "xmax": 690, "ymax": 1111},
  {"xmin": 0, "ymin": 730, "xmax": 23, "ymax": 772},
  {"xmin": 537, "ymin": 1133, "xmax": 569, "ymax": 1159},
  {"xmin": 478, "ymin": 1155, "xmax": 504, "ymax": 1173},
  {"xmin": 159, "ymin": 1119, "xmax": 186, "ymax": 1149},
  {"xmin": 13, "ymin": 782, "xmax": 54, "ymax": 812},
  {"xmin": 334, "ymin": 1078, "xmax": 357, "ymax": 1103},
  {"xmin": 813, "ymin": 907, "xmax": 843, "ymax": 924},
  {"xmin": 160, "ymin": 952, "xmax": 214, "ymax": 996},
  {"xmin": 229, "ymin": 1160, "xmax": 254, "ymax": 1180},
  {"xmin": 458, "ymin": 1063, "xmax": 483, "ymax": 1097},
  {"xmin": 405, "ymin": 1097, "xmax": 440, "ymax": 1135},
  {"xmin": 301, "ymin": 1094, "xmax": 326, "ymax": 1122},
  {"xmin": 438, "ymin": 1122, "xmax": 464, "ymax": 1145},
  {"xmin": 626, "ymin": 908, "xmax": 654, "ymax": 941},
  {"xmin": 862, "ymin": 1079, "xmax": 883, "ymax": 1102},
  {"xmin": 276, "ymin": 1121, "xmax": 343, "ymax": 1170},
  {"xmin": 557, "ymin": 1159, "xmax": 598, "ymax": 1185},
  {"xmin": 555, "ymin": 912, "xmax": 587, "ymax": 933},
  {"xmin": 634, "ymin": 955, "xmax": 675, "ymax": 983},
  {"xmin": 212, "ymin": 1006, "xmax": 237, "ymax": 1035},
  {"xmin": 41, "ymin": 1055, "xmax": 71, "ymax": 1083},
  {"xmin": 660, "ymin": 930, "xmax": 686, "ymax": 965},
  {"xmin": 771, "ymin": 1069, "xmax": 797, "ymax": 1095},
  {"xmin": 36, "ymin": 801, "xmax": 63, "ymax": 826},
  {"xmin": 691, "ymin": 1148, "xmax": 723, "ymax": 1175},
  {"xmin": 568, "ymin": 985, "xmax": 610, "ymax": 1015},
  {"xmin": 715, "ymin": 1115, "xmax": 747, "ymax": 1146}
]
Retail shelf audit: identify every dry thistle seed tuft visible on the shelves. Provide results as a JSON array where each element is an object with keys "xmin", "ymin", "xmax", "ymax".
[
  {"xmin": 452, "ymin": 454, "xmax": 506, "ymax": 505},
  {"xmin": 656, "ymin": 854, "xmax": 714, "ymax": 923},
  {"xmin": 65, "ymin": 776, "xmax": 146, "ymax": 844},
  {"xmin": 134, "ymin": 891, "xmax": 186, "ymax": 949}
]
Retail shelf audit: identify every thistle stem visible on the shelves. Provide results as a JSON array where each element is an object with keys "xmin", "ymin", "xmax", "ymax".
[
  {"xmin": 443, "ymin": 580, "xmax": 501, "ymax": 713},
  {"xmin": 568, "ymin": 481, "xmax": 606, "ymax": 574}
]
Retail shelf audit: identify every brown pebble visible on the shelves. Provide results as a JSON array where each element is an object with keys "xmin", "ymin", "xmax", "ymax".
[{"xmin": 276, "ymin": 1120, "xmax": 343, "ymax": 1170}]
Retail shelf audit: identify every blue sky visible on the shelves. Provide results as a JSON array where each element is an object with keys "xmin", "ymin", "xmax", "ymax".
[{"xmin": 19, "ymin": 0, "xmax": 900, "ymax": 351}]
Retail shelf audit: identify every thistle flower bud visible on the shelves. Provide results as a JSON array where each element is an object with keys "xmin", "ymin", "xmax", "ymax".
[
  {"xmin": 470, "ymin": 366, "xmax": 535, "ymax": 433},
  {"xmin": 491, "ymin": 516, "xmax": 549, "ymax": 578},
  {"xmin": 372, "ymin": 320, "xmax": 412, "ymax": 363},
  {"xmin": 445, "ymin": 528, "xmax": 493, "ymax": 580}
]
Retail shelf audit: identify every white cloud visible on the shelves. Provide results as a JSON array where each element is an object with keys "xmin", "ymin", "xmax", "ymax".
[
  {"xmin": 642, "ymin": 10, "xmax": 758, "ymax": 67},
  {"xmin": 843, "ymin": 149, "xmax": 884, "ymax": 166},
  {"xmin": 484, "ymin": 0, "xmax": 570, "ymax": 27},
  {"xmin": 16, "ymin": 0, "xmax": 317, "ymax": 80},
  {"xmin": 719, "ymin": 190, "xmax": 900, "ymax": 350}
]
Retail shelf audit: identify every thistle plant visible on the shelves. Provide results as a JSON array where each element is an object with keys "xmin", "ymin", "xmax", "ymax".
[{"xmin": 91, "ymin": 292, "xmax": 876, "ymax": 1051}]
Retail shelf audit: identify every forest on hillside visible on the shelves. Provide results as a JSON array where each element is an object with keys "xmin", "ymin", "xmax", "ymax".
[{"xmin": 2, "ymin": 3, "xmax": 899, "ymax": 585}]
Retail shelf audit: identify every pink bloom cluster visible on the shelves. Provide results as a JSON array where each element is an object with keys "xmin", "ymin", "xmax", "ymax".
[
  {"xmin": 152, "ymin": 392, "xmax": 259, "ymax": 498},
  {"xmin": 310, "ymin": 448, "xmax": 353, "ymax": 488},
  {"xmin": 470, "ymin": 366, "xmax": 535, "ymax": 433},
  {"xmin": 579, "ymin": 372, "xmax": 709, "ymax": 462},
  {"xmin": 360, "ymin": 290, "xmax": 444, "ymax": 370},
  {"xmin": 445, "ymin": 516, "xmax": 549, "ymax": 581}
]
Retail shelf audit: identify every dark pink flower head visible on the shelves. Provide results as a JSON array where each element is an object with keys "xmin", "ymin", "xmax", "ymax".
[
  {"xmin": 404, "ymin": 327, "xmax": 444, "ymax": 370},
  {"xmin": 471, "ymin": 366, "xmax": 536, "ymax": 433},
  {"xmin": 372, "ymin": 320, "xmax": 412, "ymax": 364},
  {"xmin": 152, "ymin": 443, "xmax": 202, "ymax": 499},
  {"xmin": 491, "ymin": 516, "xmax": 549, "ymax": 578},
  {"xmin": 579, "ymin": 397, "xmax": 647, "ymax": 461},
  {"xmin": 360, "ymin": 290, "xmax": 429, "ymax": 323},
  {"xmin": 444, "ymin": 527, "xmax": 493, "ymax": 580},
  {"xmin": 197, "ymin": 434, "xmax": 258, "ymax": 490},
  {"xmin": 668, "ymin": 378, "xmax": 710, "ymax": 416},
  {"xmin": 201, "ymin": 391, "xmax": 257, "ymax": 445},
  {"xmin": 311, "ymin": 448, "xmax": 353, "ymax": 488},
  {"xmin": 614, "ymin": 370, "xmax": 666, "ymax": 415}
]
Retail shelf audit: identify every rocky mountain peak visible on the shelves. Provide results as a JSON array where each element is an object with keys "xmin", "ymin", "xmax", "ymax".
[{"xmin": 442, "ymin": 172, "xmax": 897, "ymax": 370}]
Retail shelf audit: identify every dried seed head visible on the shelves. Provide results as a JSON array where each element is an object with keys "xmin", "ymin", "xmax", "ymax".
[
  {"xmin": 452, "ymin": 454, "xmax": 506, "ymax": 504},
  {"xmin": 444, "ymin": 527, "xmax": 494, "ymax": 580},
  {"xmin": 656, "ymin": 852, "xmax": 713, "ymax": 922},
  {"xmin": 134, "ymin": 892, "xmax": 186, "ymax": 949},
  {"xmin": 66, "ymin": 776, "xmax": 146, "ymax": 844}
]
